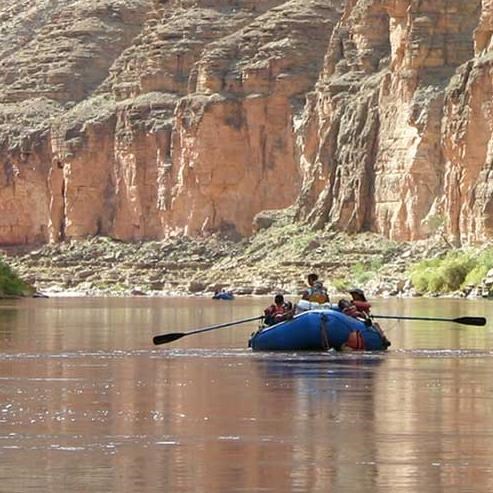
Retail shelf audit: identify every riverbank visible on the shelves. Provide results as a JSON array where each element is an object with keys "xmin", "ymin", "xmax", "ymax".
[{"xmin": 1, "ymin": 217, "xmax": 466, "ymax": 299}]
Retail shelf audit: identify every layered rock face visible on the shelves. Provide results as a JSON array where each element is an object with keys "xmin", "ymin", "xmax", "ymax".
[
  {"xmin": 442, "ymin": 0, "xmax": 493, "ymax": 243},
  {"xmin": 0, "ymin": 0, "xmax": 153, "ymax": 244},
  {"xmin": 297, "ymin": 0, "xmax": 490, "ymax": 243},
  {"xmin": 1, "ymin": 0, "xmax": 493, "ymax": 246},
  {"xmin": 0, "ymin": 0, "xmax": 343, "ymax": 243}
]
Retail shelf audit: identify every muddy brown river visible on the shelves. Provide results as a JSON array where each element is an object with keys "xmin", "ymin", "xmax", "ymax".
[{"xmin": 1, "ymin": 296, "xmax": 492, "ymax": 492}]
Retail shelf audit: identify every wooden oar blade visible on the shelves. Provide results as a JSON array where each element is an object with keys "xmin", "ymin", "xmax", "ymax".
[
  {"xmin": 453, "ymin": 316, "xmax": 487, "ymax": 326},
  {"xmin": 153, "ymin": 333, "xmax": 185, "ymax": 345}
]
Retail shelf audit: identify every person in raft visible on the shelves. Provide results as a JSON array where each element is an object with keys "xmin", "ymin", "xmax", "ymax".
[
  {"xmin": 338, "ymin": 288, "xmax": 391, "ymax": 349},
  {"xmin": 301, "ymin": 273, "xmax": 330, "ymax": 304},
  {"xmin": 264, "ymin": 294, "xmax": 295, "ymax": 326}
]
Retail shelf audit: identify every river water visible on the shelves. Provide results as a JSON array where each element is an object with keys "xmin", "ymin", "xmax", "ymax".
[{"xmin": 0, "ymin": 296, "xmax": 492, "ymax": 493}]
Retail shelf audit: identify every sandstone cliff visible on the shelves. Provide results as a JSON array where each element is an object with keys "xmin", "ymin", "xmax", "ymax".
[
  {"xmin": 0, "ymin": 0, "xmax": 343, "ymax": 244},
  {"xmin": 1, "ymin": 0, "xmax": 493, "ymax": 246},
  {"xmin": 297, "ymin": 0, "xmax": 486, "ymax": 244}
]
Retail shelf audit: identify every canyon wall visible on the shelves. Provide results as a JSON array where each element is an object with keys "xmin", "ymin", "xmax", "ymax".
[
  {"xmin": 1, "ymin": 0, "xmax": 493, "ymax": 245},
  {"xmin": 297, "ymin": 0, "xmax": 487, "ymax": 244}
]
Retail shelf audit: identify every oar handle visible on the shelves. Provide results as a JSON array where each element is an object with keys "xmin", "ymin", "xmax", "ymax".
[
  {"xmin": 153, "ymin": 315, "xmax": 264, "ymax": 345},
  {"xmin": 184, "ymin": 315, "xmax": 264, "ymax": 336}
]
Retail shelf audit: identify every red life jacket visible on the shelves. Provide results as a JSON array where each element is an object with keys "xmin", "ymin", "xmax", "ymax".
[
  {"xmin": 342, "ymin": 300, "xmax": 371, "ymax": 319},
  {"xmin": 264, "ymin": 302, "xmax": 292, "ymax": 325},
  {"xmin": 274, "ymin": 304, "xmax": 289, "ymax": 316},
  {"xmin": 342, "ymin": 305, "xmax": 360, "ymax": 317},
  {"xmin": 265, "ymin": 303, "xmax": 290, "ymax": 317},
  {"xmin": 353, "ymin": 300, "xmax": 371, "ymax": 315},
  {"xmin": 341, "ymin": 301, "xmax": 374, "ymax": 351}
]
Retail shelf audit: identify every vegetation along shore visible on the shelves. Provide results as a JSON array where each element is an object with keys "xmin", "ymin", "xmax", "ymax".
[
  {"xmin": 0, "ymin": 257, "xmax": 34, "ymax": 298},
  {"xmin": 2, "ymin": 217, "xmax": 493, "ymax": 300}
]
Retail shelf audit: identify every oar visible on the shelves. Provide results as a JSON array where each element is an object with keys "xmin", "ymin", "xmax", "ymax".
[
  {"xmin": 153, "ymin": 315, "xmax": 264, "ymax": 345},
  {"xmin": 372, "ymin": 315, "xmax": 487, "ymax": 326}
]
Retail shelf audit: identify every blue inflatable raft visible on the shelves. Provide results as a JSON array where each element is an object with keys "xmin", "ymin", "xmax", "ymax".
[
  {"xmin": 212, "ymin": 291, "xmax": 234, "ymax": 300},
  {"xmin": 248, "ymin": 309, "xmax": 389, "ymax": 351}
]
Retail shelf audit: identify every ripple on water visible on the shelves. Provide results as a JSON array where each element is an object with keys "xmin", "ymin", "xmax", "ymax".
[
  {"xmin": 1, "ymin": 347, "xmax": 492, "ymax": 362},
  {"xmin": 393, "ymin": 348, "xmax": 493, "ymax": 358},
  {"xmin": 0, "ymin": 433, "xmax": 182, "ymax": 453}
]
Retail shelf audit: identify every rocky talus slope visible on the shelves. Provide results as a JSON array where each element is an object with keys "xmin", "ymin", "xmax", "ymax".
[
  {"xmin": 1, "ymin": 1, "xmax": 493, "ymax": 255},
  {"xmin": 5, "ymin": 213, "xmax": 451, "ymax": 297}
]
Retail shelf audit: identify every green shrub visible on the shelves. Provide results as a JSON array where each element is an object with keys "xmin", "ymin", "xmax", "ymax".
[
  {"xmin": 0, "ymin": 259, "xmax": 31, "ymax": 297},
  {"xmin": 349, "ymin": 257, "xmax": 385, "ymax": 286},
  {"xmin": 410, "ymin": 270, "xmax": 431, "ymax": 293},
  {"xmin": 332, "ymin": 278, "xmax": 350, "ymax": 292},
  {"xmin": 440, "ymin": 257, "xmax": 474, "ymax": 290},
  {"xmin": 428, "ymin": 271, "xmax": 445, "ymax": 292},
  {"xmin": 409, "ymin": 248, "xmax": 493, "ymax": 293},
  {"xmin": 351, "ymin": 262, "xmax": 374, "ymax": 284},
  {"xmin": 464, "ymin": 264, "xmax": 489, "ymax": 287}
]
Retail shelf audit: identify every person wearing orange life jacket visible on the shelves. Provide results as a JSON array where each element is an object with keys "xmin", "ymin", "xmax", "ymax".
[
  {"xmin": 301, "ymin": 273, "xmax": 330, "ymax": 304},
  {"xmin": 339, "ymin": 288, "xmax": 391, "ymax": 349},
  {"xmin": 339, "ymin": 288, "xmax": 371, "ymax": 318},
  {"xmin": 348, "ymin": 288, "xmax": 373, "ymax": 315},
  {"xmin": 264, "ymin": 294, "xmax": 294, "ymax": 326}
]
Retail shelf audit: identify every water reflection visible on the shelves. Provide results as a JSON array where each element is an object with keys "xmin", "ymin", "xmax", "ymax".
[
  {"xmin": 257, "ymin": 353, "xmax": 385, "ymax": 379},
  {"xmin": 252, "ymin": 354, "xmax": 386, "ymax": 492},
  {"xmin": 0, "ymin": 297, "xmax": 492, "ymax": 492},
  {"xmin": 0, "ymin": 307, "xmax": 18, "ymax": 347}
]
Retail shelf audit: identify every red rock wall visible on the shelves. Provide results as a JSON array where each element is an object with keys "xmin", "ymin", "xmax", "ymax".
[
  {"xmin": 441, "ymin": 0, "xmax": 493, "ymax": 244},
  {"xmin": 1, "ymin": 0, "xmax": 343, "ymax": 243},
  {"xmin": 297, "ymin": 0, "xmax": 485, "ymax": 242},
  {"xmin": 1, "ymin": 0, "xmax": 493, "ymax": 245}
]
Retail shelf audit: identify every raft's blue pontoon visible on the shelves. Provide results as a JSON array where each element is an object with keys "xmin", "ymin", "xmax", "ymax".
[
  {"xmin": 248, "ymin": 310, "xmax": 388, "ymax": 351},
  {"xmin": 212, "ymin": 291, "xmax": 234, "ymax": 300}
]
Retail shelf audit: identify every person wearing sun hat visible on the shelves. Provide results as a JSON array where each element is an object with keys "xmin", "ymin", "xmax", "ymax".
[
  {"xmin": 348, "ymin": 287, "xmax": 370, "ymax": 312},
  {"xmin": 343, "ymin": 287, "xmax": 391, "ymax": 348}
]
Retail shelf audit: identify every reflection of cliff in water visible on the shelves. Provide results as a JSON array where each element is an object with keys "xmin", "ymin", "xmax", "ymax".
[
  {"xmin": 0, "ymin": 304, "xmax": 22, "ymax": 346},
  {"xmin": 252, "ymin": 353, "xmax": 387, "ymax": 492}
]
